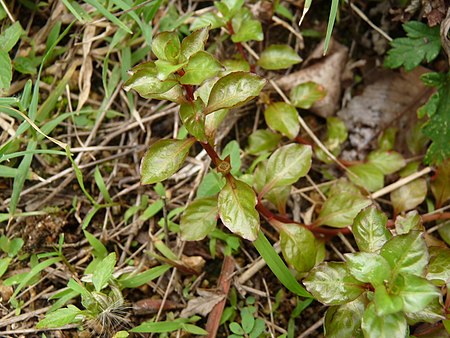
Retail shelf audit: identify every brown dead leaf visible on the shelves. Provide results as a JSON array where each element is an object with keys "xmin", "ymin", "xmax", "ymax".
[
  {"xmin": 133, "ymin": 298, "xmax": 183, "ymax": 315},
  {"xmin": 276, "ymin": 39, "xmax": 348, "ymax": 118},
  {"xmin": 422, "ymin": 0, "xmax": 448, "ymax": 26},
  {"xmin": 0, "ymin": 284, "xmax": 13, "ymax": 303},
  {"xmin": 181, "ymin": 255, "xmax": 206, "ymax": 275},
  {"xmin": 440, "ymin": 8, "xmax": 450, "ymax": 67},
  {"xmin": 180, "ymin": 290, "xmax": 225, "ymax": 318},
  {"xmin": 77, "ymin": 25, "xmax": 96, "ymax": 111}
]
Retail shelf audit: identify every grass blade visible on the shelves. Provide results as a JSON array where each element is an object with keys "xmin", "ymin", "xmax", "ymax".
[
  {"xmin": 323, "ymin": 0, "xmax": 339, "ymax": 55},
  {"xmin": 84, "ymin": 0, "xmax": 132, "ymax": 34}
]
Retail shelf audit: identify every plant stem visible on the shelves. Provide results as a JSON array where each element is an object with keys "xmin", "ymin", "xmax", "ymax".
[{"xmin": 226, "ymin": 21, "xmax": 256, "ymax": 73}]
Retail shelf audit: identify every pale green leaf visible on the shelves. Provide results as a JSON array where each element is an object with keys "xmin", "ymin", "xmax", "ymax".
[
  {"xmin": 0, "ymin": 22, "xmax": 24, "ymax": 52},
  {"xmin": 361, "ymin": 303, "xmax": 407, "ymax": 338},
  {"xmin": 290, "ymin": 81, "xmax": 326, "ymax": 109},
  {"xmin": 180, "ymin": 51, "xmax": 222, "ymax": 85},
  {"xmin": 352, "ymin": 206, "xmax": 391, "ymax": 253},
  {"xmin": 427, "ymin": 246, "xmax": 450, "ymax": 285},
  {"xmin": 246, "ymin": 129, "xmax": 281, "ymax": 155},
  {"xmin": 347, "ymin": 163, "xmax": 384, "ymax": 192},
  {"xmin": 390, "ymin": 178, "xmax": 427, "ymax": 214},
  {"xmin": 151, "ymin": 31, "xmax": 180, "ymax": 62},
  {"xmin": 0, "ymin": 50, "xmax": 12, "ymax": 92},
  {"xmin": 257, "ymin": 44, "xmax": 302, "ymax": 70},
  {"xmin": 180, "ymin": 197, "xmax": 218, "ymax": 240},
  {"xmin": 367, "ymin": 150, "xmax": 406, "ymax": 175},
  {"xmin": 396, "ymin": 274, "xmax": 440, "ymax": 313},
  {"xmin": 264, "ymin": 102, "xmax": 299, "ymax": 139},
  {"xmin": 36, "ymin": 305, "xmax": 82, "ymax": 329},
  {"xmin": 92, "ymin": 252, "xmax": 116, "ymax": 292},
  {"xmin": 324, "ymin": 296, "xmax": 366, "ymax": 338}
]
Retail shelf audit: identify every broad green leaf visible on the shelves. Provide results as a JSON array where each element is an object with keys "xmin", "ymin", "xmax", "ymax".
[
  {"xmin": 190, "ymin": 12, "xmax": 226, "ymax": 30},
  {"xmin": 221, "ymin": 140, "xmax": 242, "ymax": 175},
  {"xmin": 205, "ymin": 108, "xmax": 228, "ymax": 142},
  {"xmin": 216, "ymin": 0, "xmax": 245, "ymax": 20},
  {"xmin": 218, "ymin": 179, "xmax": 259, "ymax": 241},
  {"xmin": 367, "ymin": 150, "xmax": 406, "ymax": 175},
  {"xmin": 290, "ymin": 81, "xmax": 326, "ymax": 109},
  {"xmin": 390, "ymin": 178, "xmax": 427, "ymax": 214},
  {"xmin": 264, "ymin": 102, "xmax": 299, "ymax": 139},
  {"xmin": 0, "ymin": 49, "xmax": 12, "ymax": 92},
  {"xmin": 373, "ymin": 284, "xmax": 403, "ymax": 315},
  {"xmin": 151, "ymin": 31, "xmax": 180, "ymax": 62},
  {"xmin": 119, "ymin": 264, "xmax": 171, "ymax": 288},
  {"xmin": 241, "ymin": 307, "xmax": 255, "ymax": 333},
  {"xmin": 427, "ymin": 246, "xmax": 450, "ymax": 285},
  {"xmin": 361, "ymin": 303, "xmax": 407, "ymax": 338},
  {"xmin": 180, "ymin": 197, "xmax": 218, "ymax": 240},
  {"xmin": 231, "ymin": 8, "xmax": 263, "ymax": 43},
  {"xmin": 197, "ymin": 171, "xmax": 225, "ymax": 198},
  {"xmin": 246, "ymin": 129, "xmax": 281, "ymax": 155},
  {"xmin": 316, "ymin": 193, "xmax": 372, "ymax": 228},
  {"xmin": 205, "ymin": 72, "xmax": 266, "ymax": 114},
  {"xmin": 352, "ymin": 206, "xmax": 391, "ymax": 253},
  {"xmin": 347, "ymin": 163, "xmax": 384, "ymax": 192},
  {"xmin": 0, "ymin": 21, "xmax": 24, "ymax": 52},
  {"xmin": 257, "ymin": 44, "xmax": 302, "ymax": 70},
  {"xmin": 327, "ymin": 117, "xmax": 348, "ymax": 143},
  {"xmin": 394, "ymin": 211, "xmax": 423, "ymax": 235},
  {"xmin": 141, "ymin": 138, "xmax": 195, "ymax": 184},
  {"xmin": 380, "ymin": 231, "xmax": 428, "ymax": 276},
  {"xmin": 0, "ymin": 257, "xmax": 11, "ymax": 278},
  {"xmin": 405, "ymin": 297, "xmax": 444, "ymax": 324},
  {"xmin": 230, "ymin": 322, "xmax": 245, "ymax": 335},
  {"xmin": 131, "ymin": 319, "xmax": 206, "ymax": 334},
  {"xmin": 180, "ymin": 27, "xmax": 209, "ymax": 62},
  {"xmin": 155, "ymin": 59, "xmax": 186, "ymax": 80},
  {"xmin": 395, "ymin": 274, "xmax": 440, "ymax": 313},
  {"xmin": 83, "ymin": 230, "xmax": 107, "ymax": 259},
  {"xmin": 431, "ymin": 160, "xmax": 450, "ymax": 208},
  {"xmin": 179, "ymin": 99, "xmax": 207, "ymax": 142},
  {"xmin": 324, "ymin": 296, "xmax": 365, "ymax": 338},
  {"xmin": 264, "ymin": 144, "xmax": 312, "ymax": 191},
  {"xmin": 280, "ymin": 224, "xmax": 324, "ymax": 273},
  {"xmin": 36, "ymin": 305, "xmax": 82, "ymax": 328},
  {"xmin": 303, "ymin": 262, "xmax": 365, "ymax": 305},
  {"xmin": 92, "ymin": 252, "xmax": 116, "ymax": 292},
  {"xmin": 0, "ymin": 236, "xmax": 24, "ymax": 257},
  {"xmin": 223, "ymin": 58, "xmax": 250, "ymax": 72},
  {"xmin": 180, "ymin": 51, "xmax": 222, "ymax": 85},
  {"xmin": 345, "ymin": 252, "xmax": 391, "ymax": 285},
  {"xmin": 378, "ymin": 128, "xmax": 397, "ymax": 151}
]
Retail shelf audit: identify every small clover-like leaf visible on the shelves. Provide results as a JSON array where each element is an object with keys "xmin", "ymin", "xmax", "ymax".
[
  {"xmin": 205, "ymin": 72, "xmax": 266, "ymax": 114},
  {"xmin": 141, "ymin": 138, "xmax": 195, "ymax": 184},
  {"xmin": 352, "ymin": 206, "xmax": 391, "ymax": 253},
  {"xmin": 264, "ymin": 102, "xmax": 299, "ymax": 139},
  {"xmin": 180, "ymin": 197, "xmax": 218, "ymax": 241},
  {"xmin": 218, "ymin": 178, "xmax": 259, "ymax": 241},
  {"xmin": 257, "ymin": 44, "xmax": 302, "ymax": 70},
  {"xmin": 180, "ymin": 51, "xmax": 222, "ymax": 85},
  {"xmin": 290, "ymin": 81, "xmax": 326, "ymax": 109}
]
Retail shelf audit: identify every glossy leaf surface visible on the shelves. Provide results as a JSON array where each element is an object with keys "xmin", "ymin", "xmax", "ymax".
[
  {"xmin": 290, "ymin": 81, "xmax": 326, "ymax": 109},
  {"xmin": 141, "ymin": 138, "xmax": 195, "ymax": 184},
  {"xmin": 345, "ymin": 252, "xmax": 391, "ymax": 285},
  {"xmin": 348, "ymin": 163, "xmax": 384, "ymax": 192},
  {"xmin": 264, "ymin": 102, "xmax": 299, "ymax": 139},
  {"xmin": 205, "ymin": 72, "xmax": 266, "ymax": 114},
  {"xmin": 324, "ymin": 297, "xmax": 365, "ymax": 338},
  {"xmin": 180, "ymin": 197, "xmax": 218, "ymax": 241},
  {"xmin": 373, "ymin": 285, "xmax": 403, "ymax": 315},
  {"xmin": 396, "ymin": 274, "xmax": 440, "ymax": 313},
  {"xmin": 361, "ymin": 303, "xmax": 407, "ymax": 338},
  {"xmin": 218, "ymin": 179, "xmax": 259, "ymax": 241},
  {"xmin": 352, "ymin": 206, "xmax": 391, "ymax": 253},
  {"xmin": 179, "ymin": 27, "xmax": 209, "ymax": 62},
  {"xmin": 151, "ymin": 31, "xmax": 180, "ymax": 62},
  {"xmin": 390, "ymin": 178, "xmax": 427, "ymax": 214},
  {"xmin": 180, "ymin": 51, "xmax": 222, "ymax": 85},
  {"xmin": 427, "ymin": 246, "xmax": 450, "ymax": 284},
  {"xmin": 231, "ymin": 8, "xmax": 263, "ymax": 42},
  {"xmin": 179, "ymin": 99, "xmax": 207, "ymax": 142},
  {"xmin": 257, "ymin": 44, "xmax": 302, "ymax": 70},
  {"xmin": 367, "ymin": 150, "xmax": 406, "ymax": 175}
]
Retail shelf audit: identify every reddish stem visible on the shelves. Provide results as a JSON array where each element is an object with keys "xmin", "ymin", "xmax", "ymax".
[
  {"xmin": 226, "ymin": 21, "xmax": 255, "ymax": 73},
  {"xmin": 177, "ymin": 69, "xmax": 195, "ymax": 102}
]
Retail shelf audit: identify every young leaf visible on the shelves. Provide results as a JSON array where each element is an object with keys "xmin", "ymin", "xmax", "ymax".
[
  {"xmin": 427, "ymin": 246, "xmax": 450, "ymax": 285},
  {"xmin": 216, "ymin": 0, "xmax": 245, "ymax": 20},
  {"xmin": 205, "ymin": 72, "xmax": 266, "ymax": 114},
  {"xmin": 264, "ymin": 144, "xmax": 312, "ymax": 191},
  {"xmin": 324, "ymin": 297, "xmax": 366, "ymax": 338},
  {"xmin": 347, "ymin": 163, "xmax": 384, "ymax": 192},
  {"xmin": 352, "ymin": 206, "xmax": 391, "ymax": 253},
  {"xmin": 141, "ymin": 138, "xmax": 195, "ymax": 184},
  {"xmin": 345, "ymin": 252, "xmax": 391, "ymax": 285},
  {"xmin": 180, "ymin": 197, "xmax": 218, "ymax": 241},
  {"xmin": 303, "ymin": 262, "xmax": 365, "ymax": 305},
  {"xmin": 179, "ymin": 27, "xmax": 209, "ymax": 62},
  {"xmin": 180, "ymin": 51, "xmax": 222, "ymax": 85},
  {"xmin": 373, "ymin": 284, "xmax": 403, "ymax": 315},
  {"xmin": 390, "ymin": 178, "xmax": 427, "ymax": 214},
  {"xmin": 380, "ymin": 231, "xmax": 428, "ymax": 276},
  {"xmin": 36, "ymin": 305, "xmax": 82, "ymax": 328},
  {"xmin": 263, "ymin": 102, "xmax": 299, "ymax": 139},
  {"xmin": 361, "ymin": 303, "xmax": 407, "ymax": 338},
  {"xmin": 280, "ymin": 224, "xmax": 324, "ymax": 273},
  {"xmin": 218, "ymin": 179, "xmax": 259, "ymax": 241},
  {"xmin": 290, "ymin": 81, "xmax": 326, "ymax": 109},
  {"xmin": 92, "ymin": 252, "xmax": 116, "ymax": 292},
  {"xmin": 316, "ymin": 193, "xmax": 372, "ymax": 228},
  {"xmin": 395, "ymin": 274, "xmax": 440, "ymax": 313},
  {"xmin": 241, "ymin": 307, "xmax": 255, "ymax": 333},
  {"xmin": 257, "ymin": 44, "xmax": 302, "ymax": 70},
  {"xmin": 179, "ymin": 99, "xmax": 207, "ymax": 142},
  {"xmin": 367, "ymin": 150, "xmax": 406, "ymax": 175},
  {"xmin": 246, "ymin": 129, "xmax": 281, "ymax": 155},
  {"xmin": 151, "ymin": 31, "xmax": 181, "ymax": 63},
  {"xmin": 190, "ymin": 12, "xmax": 226, "ymax": 30},
  {"xmin": 384, "ymin": 21, "xmax": 441, "ymax": 71},
  {"xmin": 431, "ymin": 160, "xmax": 450, "ymax": 208}
]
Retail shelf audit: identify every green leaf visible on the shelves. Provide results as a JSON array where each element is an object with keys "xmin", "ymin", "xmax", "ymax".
[
  {"xmin": 0, "ymin": 257, "xmax": 11, "ymax": 278},
  {"xmin": 347, "ymin": 163, "xmax": 384, "ymax": 192},
  {"xmin": 216, "ymin": 0, "xmax": 245, "ymax": 20},
  {"xmin": 405, "ymin": 297, "xmax": 444, "ymax": 324},
  {"xmin": 180, "ymin": 197, "xmax": 218, "ymax": 240},
  {"xmin": 378, "ymin": 128, "xmax": 397, "ymax": 151},
  {"xmin": 154, "ymin": 59, "xmax": 186, "ymax": 80},
  {"xmin": 230, "ymin": 7, "xmax": 263, "ymax": 42},
  {"xmin": 264, "ymin": 102, "xmax": 299, "ymax": 139},
  {"xmin": 230, "ymin": 322, "xmax": 245, "ymax": 335},
  {"xmin": 0, "ymin": 21, "xmax": 24, "ymax": 52},
  {"xmin": 131, "ymin": 319, "xmax": 206, "ymax": 334},
  {"xmin": 190, "ymin": 12, "xmax": 226, "ymax": 30},
  {"xmin": 303, "ymin": 262, "xmax": 365, "ymax": 305},
  {"xmin": 380, "ymin": 231, "xmax": 428, "ymax": 276},
  {"xmin": 373, "ymin": 284, "xmax": 403, "ymax": 315},
  {"xmin": 151, "ymin": 31, "xmax": 180, "ymax": 62},
  {"xmin": 352, "ymin": 206, "xmax": 391, "ymax": 253},
  {"xmin": 205, "ymin": 71, "xmax": 266, "ymax": 114},
  {"xmin": 257, "ymin": 44, "xmax": 302, "ymax": 70},
  {"xmin": 119, "ymin": 264, "xmax": 171, "ymax": 288},
  {"xmin": 222, "ymin": 140, "xmax": 242, "ymax": 175},
  {"xmin": 241, "ymin": 307, "xmax": 255, "ymax": 333},
  {"xmin": 367, "ymin": 150, "xmax": 406, "ymax": 175},
  {"xmin": 394, "ymin": 211, "xmax": 423, "ymax": 235},
  {"xmin": 36, "ymin": 305, "xmax": 82, "ymax": 329},
  {"xmin": 180, "ymin": 51, "xmax": 222, "ymax": 85},
  {"xmin": 324, "ymin": 296, "xmax": 366, "ymax": 338},
  {"xmin": 427, "ymin": 246, "xmax": 450, "ymax": 285},
  {"xmin": 141, "ymin": 138, "xmax": 195, "ymax": 184},
  {"xmin": 316, "ymin": 193, "xmax": 372, "ymax": 228},
  {"xmin": 83, "ymin": 230, "xmax": 107, "ymax": 259},
  {"xmin": 249, "ymin": 318, "xmax": 265, "ymax": 338},
  {"xmin": 0, "ymin": 49, "xmax": 12, "ymax": 92},
  {"xmin": 179, "ymin": 99, "xmax": 207, "ymax": 142},
  {"xmin": 390, "ymin": 178, "xmax": 427, "ymax": 214},
  {"xmin": 431, "ymin": 160, "xmax": 450, "ymax": 208},
  {"xmin": 290, "ymin": 81, "xmax": 326, "ymax": 109},
  {"xmin": 264, "ymin": 144, "xmax": 312, "ymax": 191},
  {"xmin": 92, "ymin": 252, "xmax": 116, "ymax": 292},
  {"xmin": 361, "ymin": 303, "xmax": 407, "ymax": 338},
  {"xmin": 384, "ymin": 21, "xmax": 441, "ymax": 71},
  {"xmin": 396, "ymin": 274, "xmax": 440, "ymax": 313},
  {"xmin": 94, "ymin": 166, "xmax": 112, "ymax": 203},
  {"xmin": 345, "ymin": 252, "xmax": 391, "ymax": 285},
  {"xmin": 246, "ymin": 129, "xmax": 281, "ymax": 155},
  {"xmin": 179, "ymin": 27, "xmax": 209, "ymax": 62},
  {"xmin": 197, "ymin": 171, "xmax": 226, "ymax": 198},
  {"xmin": 218, "ymin": 178, "xmax": 259, "ymax": 241},
  {"xmin": 280, "ymin": 224, "xmax": 324, "ymax": 273}
]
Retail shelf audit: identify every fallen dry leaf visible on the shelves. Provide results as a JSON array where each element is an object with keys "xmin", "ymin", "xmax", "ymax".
[{"xmin": 180, "ymin": 289, "xmax": 225, "ymax": 318}]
